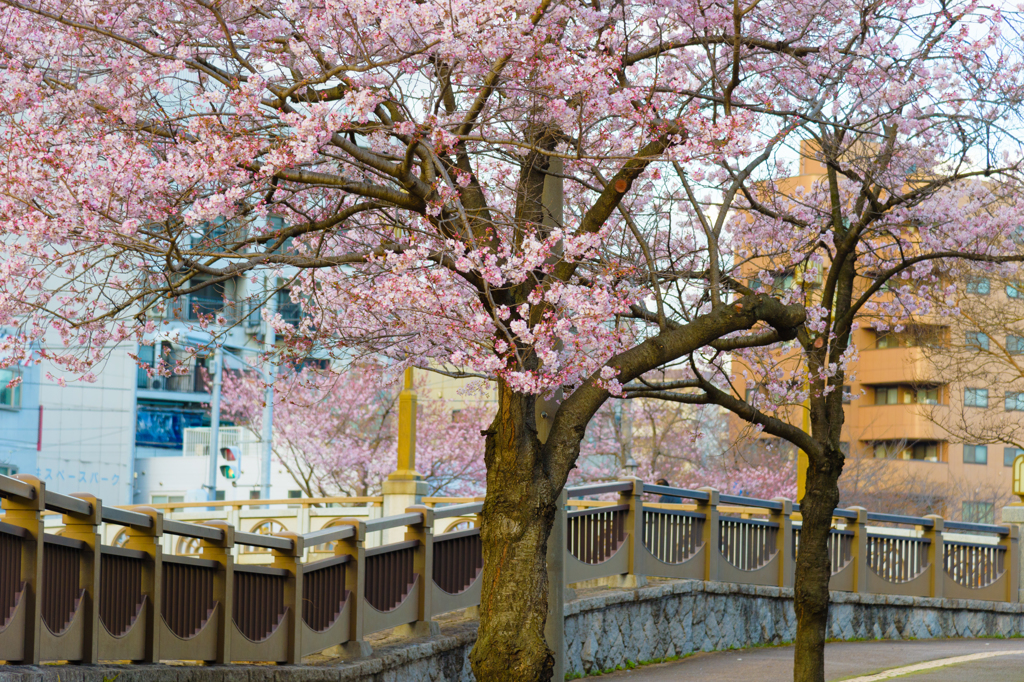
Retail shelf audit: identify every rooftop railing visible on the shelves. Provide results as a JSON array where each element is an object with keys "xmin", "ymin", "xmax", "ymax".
[{"xmin": 0, "ymin": 474, "xmax": 1018, "ymax": 667}]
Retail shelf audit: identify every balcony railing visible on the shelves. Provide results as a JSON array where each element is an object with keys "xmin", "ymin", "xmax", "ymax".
[
  {"xmin": 858, "ymin": 404, "xmax": 948, "ymax": 442},
  {"xmin": 162, "ymin": 295, "xmax": 242, "ymax": 324},
  {"xmin": 136, "ymin": 365, "xmax": 210, "ymax": 394},
  {"xmin": 858, "ymin": 347, "xmax": 938, "ymax": 385}
]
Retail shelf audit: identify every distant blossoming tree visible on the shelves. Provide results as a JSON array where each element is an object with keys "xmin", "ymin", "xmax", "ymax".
[{"xmin": 219, "ymin": 365, "xmax": 490, "ymax": 498}]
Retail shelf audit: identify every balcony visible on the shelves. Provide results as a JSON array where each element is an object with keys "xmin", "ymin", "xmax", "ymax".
[
  {"xmin": 857, "ymin": 347, "xmax": 938, "ymax": 385},
  {"xmin": 164, "ymin": 295, "xmax": 242, "ymax": 324},
  {"xmin": 858, "ymin": 404, "xmax": 948, "ymax": 442},
  {"xmin": 137, "ymin": 365, "xmax": 211, "ymax": 402}
]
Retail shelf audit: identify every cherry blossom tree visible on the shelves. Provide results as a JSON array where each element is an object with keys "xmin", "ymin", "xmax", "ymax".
[
  {"xmin": 218, "ymin": 365, "xmax": 489, "ymax": 498},
  {"xmin": 0, "ymin": 0, "xmax": 1022, "ymax": 679}
]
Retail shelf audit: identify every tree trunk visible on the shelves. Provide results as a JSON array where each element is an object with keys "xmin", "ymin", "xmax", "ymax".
[
  {"xmin": 469, "ymin": 385, "xmax": 561, "ymax": 682},
  {"xmin": 792, "ymin": 446, "xmax": 842, "ymax": 682}
]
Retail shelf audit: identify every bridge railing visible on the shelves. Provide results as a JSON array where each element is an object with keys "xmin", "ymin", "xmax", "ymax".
[{"xmin": 0, "ymin": 474, "xmax": 1018, "ymax": 666}]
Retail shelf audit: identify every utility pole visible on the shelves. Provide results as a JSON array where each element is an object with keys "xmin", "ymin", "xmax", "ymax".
[
  {"xmin": 261, "ymin": 278, "xmax": 277, "ymax": 501},
  {"xmin": 621, "ymin": 399, "xmax": 637, "ymax": 476},
  {"xmin": 206, "ymin": 345, "xmax": 224, "ymax": 502}
]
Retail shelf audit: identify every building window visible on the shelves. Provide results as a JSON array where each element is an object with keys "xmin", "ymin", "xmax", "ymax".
[
  {"xmin": 872, "ymin": 441, "xmax": 940, "ymax": 462},
  {"xmin": 839, "ymin": 442, "xmax": 851, "ymax": 457},
  {"xmin": 966, "ymin": 332, "xmax": 989, "ymax": 351},
  {"xmin": 965, "ymin": 388, "xmax": 989, "ymax": 408},
  {"xmin": 1004, "ymin": 447, "xmax": 1023, "ymax": 467},
  {"xmin": 963, "ymin": 444, "xmax": 988, "ymax": 465},
  {"xmin": 876, "ymin": 332, "xmax": 898, "ymax": 349},
  {"xmin": 1008, "ymin": 283, "xmax": 1023, "ymax": 299},
  {"xmin": 276, "ymin": 288, "xmax": 304, "ymax": 326},
  {"xmin": 1009, "ymin": 335, "xmax": 1024, "ymax": 356},
  {"xmin": 966, "ymin": 278, "xmax": 990, "ymax": 295},
  {"xmin": 841, "ymin": 386, "xmax": 851, "ymax": 404},
  {"xmin": 0, "ymin": 367, "xmax": 21, "ymax": 409},
  {"xmin": 288, "ymin": 490, "xmax": 302, "ymax": 499},
  {"xmin": 249, "ymin": 490, "xmax": 261, "ymax": 500},
  {"xmin": 0, "ymin": 464, "xmax": 17, "ymax": 476},
  {"xmin": 963, "ymin": 501, "xmax": 995, "ymax": 524},
  {"xmin": 875, "ymin": 386, "xmax": 899, "ymax": 405},
  {"xmin": 214, "ymin": 490, "xmax": 225, "ymax": 501},
  {"xmin": 151, "ymin": 495, "xmax": 185, "ymax": 505},
  {"xmin": 910, "ymin": 442, "xmax": 939, "ymax": 461},
  {"xmin": 187, "ymin": 278, "xmax": 227, "ymax": 320},
  {"xmin": 915, "ymin": 387, "xmax": 939, "ymax": 405},
  {"xmin": 1005, "ymin": 392, "xmax": 1024, "ymax": 411}
]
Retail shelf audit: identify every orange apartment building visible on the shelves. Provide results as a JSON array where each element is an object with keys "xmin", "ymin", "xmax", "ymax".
[{"xmin": 732, "ymin": 144, "xmax": 1023, "ymax": 523}]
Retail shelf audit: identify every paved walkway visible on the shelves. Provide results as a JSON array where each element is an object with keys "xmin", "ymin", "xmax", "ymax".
[{"xmin": 597, "ymin": 639, "xmax": 1024, "ymax": 681}]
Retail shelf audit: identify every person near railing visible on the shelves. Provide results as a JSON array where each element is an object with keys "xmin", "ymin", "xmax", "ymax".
[{"xmin": 655, "ymin": 478, "xmax": 682, "ymax": 504}]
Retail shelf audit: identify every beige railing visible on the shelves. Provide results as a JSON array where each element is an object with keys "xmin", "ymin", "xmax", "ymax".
[{"xmin": 0, "ymin": 475, "xmax": 1018, "ymax": 666}]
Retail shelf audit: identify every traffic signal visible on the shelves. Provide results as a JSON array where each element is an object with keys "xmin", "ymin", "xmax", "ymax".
[{"xmin": 218, "ymin": 446, "xmax": 239, "ymax": 480}]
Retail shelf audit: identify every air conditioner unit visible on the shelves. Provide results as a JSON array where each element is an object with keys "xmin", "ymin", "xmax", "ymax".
[{"xmin": 148, "ymin": 377, "xmax": 164, "ymax": 390}]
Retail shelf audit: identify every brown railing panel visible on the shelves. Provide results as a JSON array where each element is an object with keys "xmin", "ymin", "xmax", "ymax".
[
  {"xmin": 433, "ymin": 529, "xmax": 483, "ymax": 595},
  {"xmin": 365, "ymin": 541, "xmax": 418, "ymax": 612},
  {"xmin": 945, "ymin": 541, "xmax": 1005, "ymax": 589},
  {"xmin": 866, "ymin": 534, "xmax": 929, "ymax": 583},
  {"xmin": 161, "ymin": 557, "xmax": 216, "ymax": 639},
  {"xmin": 233, "ymin": 567, "xmax": 287, "ymax": 642},
  {"xmin": 303, "ymin": 556, "xmax": 349, "ymax": 632},
  {"xmin": 642, "ymin": 509, "xmax": 703, "ymax": 564},
  {"xmin": 42, "ymin": 539, "xmax": 81, "ymax": 635},
  {"xmin": 719, "ymin": 517, "xmax": 778, "ymax": 571},
  {"xmin": 567, "ymin": 505, "xmax": 628, "ymax": 564},
  {"xmin": 0, "ymin": 527, "xmax": 23, "ymax": 629},
  {"xmin": 792, "ymin": 528, "xmax": 854, "ymax": 575},
  {"xmin": 99, "ymin": 550, "xmax": 145, "ymax": 636}
]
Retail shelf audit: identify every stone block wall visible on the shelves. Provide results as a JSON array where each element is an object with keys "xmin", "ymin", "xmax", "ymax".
[
  {"xmin": 6, "ymin": 579, "xmax": 1024, "ymax": 681},
  {"xmin": 564, "ymin": 580, "xmax": 1024, "ymax": 676}
]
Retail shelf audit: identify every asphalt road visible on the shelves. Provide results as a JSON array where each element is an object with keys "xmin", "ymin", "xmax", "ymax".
[{"xmin": 597, "ymin": 638, "xmax": 1024, "ymax": 681}]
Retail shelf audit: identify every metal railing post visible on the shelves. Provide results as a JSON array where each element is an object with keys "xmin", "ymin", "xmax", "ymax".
[
  {"xmin": 61, "ymin": 493, "xmax": 103, "ymax": 663},
  {"xmin": 546, "ymin": 488, "xmax": 567, "ymax": 682},
  {"xmin": 333, "ymin": 520, "xmax": 371, "ymax": 658},
  {"xmin": 2, "ymin": 475, "xmax": 45, "ymax": 664},
  {"xmin": 1001, "ymin": 524, "xmax": 1020, "ymax": 603},
  {"xmin": 403, "ymin": 506, "xmax": 440, "ymax": 637},
  {"xmin": 696, "ymin": 487, "xmax": 720, "ymax": 582},
  {"xmin": 123, "ymin": 507, "xmax": 164, "ymax": 663},
  {"xmin": 198, "ymin": 520, "xmax": 234, "ymax": 664},
  {"xmin": 921, "ymin": 515, "xmax": 944, "ymax": 599},
  {"xmin": 271, "ymin": 531, "xmax": 304, "ymax": 664},
  {"xmin": 618, "ymin": 478, "xmax": 645, "ymax": 585},
  {"xmin": 770, "ymin": 498, "xmax": 794, "ymax": 588},
  {"xmin": 846, "ymin": 507, "xmax": 868, "ymax": 594}
]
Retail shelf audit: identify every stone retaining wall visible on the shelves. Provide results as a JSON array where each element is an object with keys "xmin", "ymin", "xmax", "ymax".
[{"xmin": 4, "ymin": 579, "xmax": 1024, "ymax": 681}]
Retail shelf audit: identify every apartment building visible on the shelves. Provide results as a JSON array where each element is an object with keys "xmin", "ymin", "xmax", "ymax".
[
  {"xmin": 0, "ymin": 220, "xmax": 311, "ymax": 505},
  {"xmin": 732, "ymin": 144, "xmax": 1022, "ymax": 522}
]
